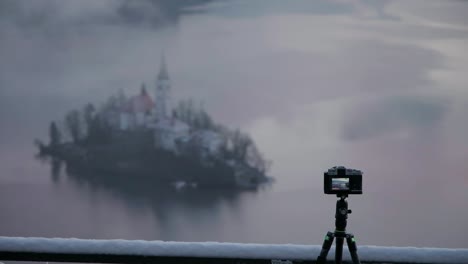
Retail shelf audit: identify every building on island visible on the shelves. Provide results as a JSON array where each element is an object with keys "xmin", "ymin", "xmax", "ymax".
[
  {"xmin": 116, "ymin": 56, "xmax": 223, "ymax": 156},
  {"xmin": 119, "ymin": 56, "xmax": 170, "ymax": 131},
  {"xmin": 119, "ymin": 84, "xmax": 155, "ymax": 130}
]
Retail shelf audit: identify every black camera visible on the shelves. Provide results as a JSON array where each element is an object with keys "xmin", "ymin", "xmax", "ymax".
[{"xmin": 324, "ymin": 166, "xmax": 362, "ymax": 195}]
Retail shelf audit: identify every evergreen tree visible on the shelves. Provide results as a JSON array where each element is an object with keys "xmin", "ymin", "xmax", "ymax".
[
  {"xmin": 83, "ymin": 103, "xmax": 95, "ymax": 138},
  {"xmin": 199, "ymin": 109, "xmax": 214, "ymax": 129},
  {"xmin": 49, "ymin": 121, "xmax": 61, "ymax": 146},
  {"xmin": 117, "ymin": 88, "xmax": 127, "ymax": 107},
  {"xmin": 231, "ymin": 129, "xmax": 252, "ymax": 161},
  {"xmin": 83, "ymin": 112, "xmax": 113, "ymax": 145},
  {"xmin": 174, "ymin": 99, "xmax": 215, "ymax": 130},
  {"xmin": 65, "ymin": 110, "xmax": 82, "ymax": 144}
]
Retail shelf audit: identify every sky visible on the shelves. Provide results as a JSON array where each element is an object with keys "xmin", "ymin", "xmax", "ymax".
[{"xmin": 0, "ymin": 0, "xmax": 468, "ymax": 247}]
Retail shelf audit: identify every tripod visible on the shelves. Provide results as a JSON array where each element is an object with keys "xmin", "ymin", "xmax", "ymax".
[{"xmin": 316, "ymin": 195, "xmax": 361, "ymax": 264}]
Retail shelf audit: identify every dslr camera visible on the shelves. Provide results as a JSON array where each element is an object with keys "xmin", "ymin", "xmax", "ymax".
[{"xmin": 324, "ymin": 166, "xmax": 362, "ymax": 195}]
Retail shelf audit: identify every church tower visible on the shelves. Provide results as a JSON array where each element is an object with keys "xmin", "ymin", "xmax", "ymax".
[{"xmin": 154, "ymin": 55, "xmax": 171, "ymax": 121}]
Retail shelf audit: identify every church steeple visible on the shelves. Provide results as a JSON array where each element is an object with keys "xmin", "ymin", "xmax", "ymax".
[
  {"xmin": 157, "ymin": 54, "xmax": 170, "ymax": 81},
  {"xmin": 154, "ymin": 54, "xmax": 171, "ymax": 120}
]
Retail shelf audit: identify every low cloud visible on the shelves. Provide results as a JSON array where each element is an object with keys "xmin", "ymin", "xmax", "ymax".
[
  {"xmin": 116, "ymin": 0, "xmax": 214, "ymax": 27},
  {"xmin": 0, "ymin": 0, "xmax": 215, "ymax": 31},
  {"xmin": 341, "ymin": 94, "xmax": 450, "ymax": 141}
]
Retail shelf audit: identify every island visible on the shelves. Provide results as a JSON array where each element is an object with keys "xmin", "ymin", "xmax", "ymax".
[{"xmin": 36, "ymin": 57, "xmax": 272, "ymax": 189}]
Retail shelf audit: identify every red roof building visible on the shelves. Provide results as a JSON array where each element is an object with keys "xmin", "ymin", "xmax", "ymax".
[{"xmin": 122, "ymin": 85, "xmax": 155, "ymax": 114}]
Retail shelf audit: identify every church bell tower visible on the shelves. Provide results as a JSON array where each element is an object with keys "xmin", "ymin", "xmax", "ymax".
[{"xmin": 155, "ymin": 55, "xmax": 171, "ymax": 121}]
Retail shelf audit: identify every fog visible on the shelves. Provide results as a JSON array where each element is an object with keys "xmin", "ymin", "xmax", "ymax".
[{"xmin": 0, "ymin": 0, "xmax": 467, "ymax": 248}]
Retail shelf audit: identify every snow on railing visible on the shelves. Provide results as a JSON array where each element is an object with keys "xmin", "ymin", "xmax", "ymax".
[{"xmin": 0, "ymin": 236, "xmax": 467, "ymax": 264}]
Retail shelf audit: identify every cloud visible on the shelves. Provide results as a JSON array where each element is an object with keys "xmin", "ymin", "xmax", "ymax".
[
  {"xmin": 116, "ymin": 0, "xmax": 214, "ymax": 27},
  {"xmin": 173, "ymin": 36, "xmax": 442, "ymax": 126},
  {"xmin": 341, "ymin": 94, "xmax": 450, "ymax": 141},
  {"xmin": 0, "ymin": 0, "xmax": 215, "ymax": 31},
  {"xmin": 385, "ymin": 0, "xmax": 468, "ymax": 31}
]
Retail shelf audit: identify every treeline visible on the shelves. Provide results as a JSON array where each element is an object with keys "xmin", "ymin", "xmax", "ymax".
[
  {"xmin": 48, "ymin": 102, "xmax": 112, "ymax": 147},
  {"xmin": 173, "ymin": 99, "xmax": 215, "ymax": 130},
  {"xmin": 172, "ymin": 99, "xmax": 270, "ymax": 174}
]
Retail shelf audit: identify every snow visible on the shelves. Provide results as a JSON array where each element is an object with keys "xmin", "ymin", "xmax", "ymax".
[
  {"xmin": 190, "ymin": 130, "xmax": 224, "ymax": 155},
  {"xmin": 0, "ymin": 237, "xmax": 467, "ymax": 263},
  {"xmin": 172, "ymin": 119, "xmax": 190, "ymax": 134}
]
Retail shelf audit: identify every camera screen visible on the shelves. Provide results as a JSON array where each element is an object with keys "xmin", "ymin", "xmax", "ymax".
[{"xmin": 331, "ymin": 178, "xmax": 349, "ymax": 191}]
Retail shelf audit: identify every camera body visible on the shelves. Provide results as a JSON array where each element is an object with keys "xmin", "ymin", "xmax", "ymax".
[{"xmin": 324, "ymin": 166, "xmax": 362, "ymax": 195}]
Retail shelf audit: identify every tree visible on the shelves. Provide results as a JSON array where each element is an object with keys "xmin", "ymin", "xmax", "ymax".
[
  {"xmin": 117, "ymin": 88, "xmax": 127, "ymax": 107},
  {"xmin": 198, "ymin": 109, "xmax": 214, "ymax": 130},
  {"xmin": 49, "ymin": 121, "xmax": 61, "ymax": 146},
  {"xmin": 65, "ymin": 110, "xmax": 82, "ymax": 144},
  {"xmin": 83, "ymin": 112, "xmax": 113, "ymax": 145},
  {"xmin": 83, "ymin": 103, "xmax": 96, "ymax": 138},
  {"xmin": 173, "ymin": 99, "xmax": 215, "ymax": 130},
  {"xmin": 102, "ymin": 95, "xmax": 118, "ymax": 114},
  {"xmin": 178, "ymin": 100, "xmax": 200, "ymax": 125},
  {"xmin": 245, "ymin": 143, "xmax": 269, "ymax": 173},
  {"xmin": 231, "ymin": 129, "xmax": 252, "ymax": 161}
]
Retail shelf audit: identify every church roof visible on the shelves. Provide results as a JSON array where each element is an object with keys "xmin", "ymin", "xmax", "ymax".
[{"xmin": 122, "ymin": 90, "xmax": 154, "ymax": 114}]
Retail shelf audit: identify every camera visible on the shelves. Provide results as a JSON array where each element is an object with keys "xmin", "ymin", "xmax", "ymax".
[{"xmin": 324, "ymin": 166, "xmax": 362, "ymax": 195}]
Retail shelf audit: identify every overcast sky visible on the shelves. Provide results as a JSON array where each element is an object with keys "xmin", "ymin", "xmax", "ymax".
[{"xmin": 0, "ymin": 0, "xmax": 468, "ymax": 244}]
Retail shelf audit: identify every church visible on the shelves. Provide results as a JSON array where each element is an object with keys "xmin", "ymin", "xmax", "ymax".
[
  {"xmin": 119, "ymin": 56, "xmax": 172, "ymax": 130},
  {"xmin": 117, "ymin": 56, "xmax": 192, "ymax": 152}
]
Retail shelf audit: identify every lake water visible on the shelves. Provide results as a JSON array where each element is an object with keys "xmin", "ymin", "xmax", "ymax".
[{"xmin": 0, "ymin": 0, "xmax": 467, "ymax": 248}]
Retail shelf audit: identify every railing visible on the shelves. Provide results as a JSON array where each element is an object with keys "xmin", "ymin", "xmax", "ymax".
[{"xmin": 0, "ymin": 237, "xmax": 467, "ymax": 264}]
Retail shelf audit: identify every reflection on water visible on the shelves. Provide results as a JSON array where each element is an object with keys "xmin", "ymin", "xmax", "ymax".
[
  {"xmin": 51, "ymin": 158, "xmax": 63, "ymax": 183},
  {"xmin": 46, "ymin": 157, "xmax": 263, "ymax": 242},
  {"xmin": 63, "ymin": 160, "xmax": 247, "ymax": 220}
]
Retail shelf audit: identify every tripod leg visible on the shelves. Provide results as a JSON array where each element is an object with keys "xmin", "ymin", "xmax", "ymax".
[
  {"xmin": 346, "ymin": 234, "xmax": 361, "ymax": 264},
  {"xmin": 335, "ymin": 236, "xmax": 344, "ymax": 264},
  {"xmin": 316, "ymin": 232, "xmax": 335, "ymax": 264}
]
